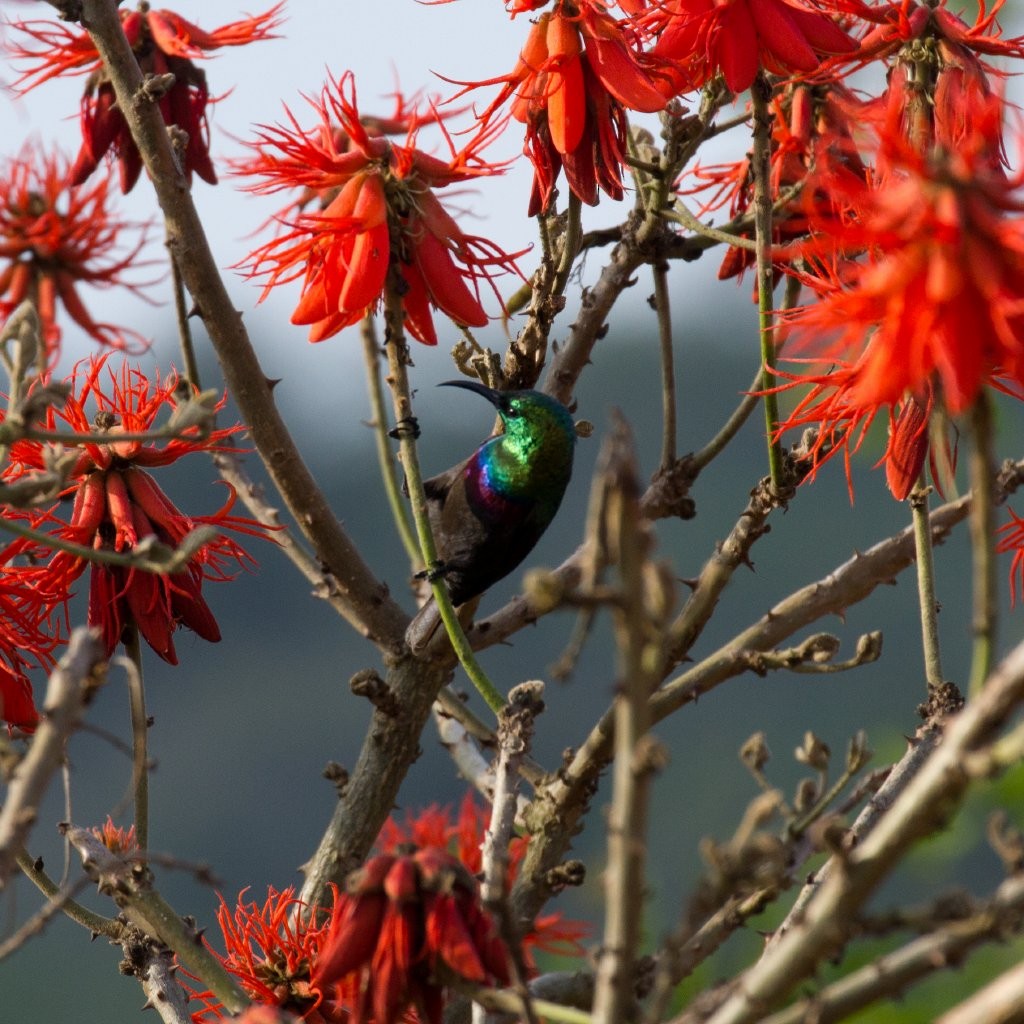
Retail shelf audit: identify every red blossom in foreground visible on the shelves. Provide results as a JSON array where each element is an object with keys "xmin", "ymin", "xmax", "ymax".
[
  {"xmin": 314, "ymin": 848, "xmax": 510, "ymax": 1024},
  {"xmin": 241, "ymin": 71, "xmax": 521, "ymax": 345},
  {"xmin": 646, "ymin": 0, "xmax": 857, "ymax": 95},
  {"xmin": 773, "ymin": 103, "xmax": 1024, "ymax": 493},
  {"xmin": 4, "ymin": 356, "xmax": 273, "ymax": 663},
  {"xmin": 189, "ymin": 888, "xmax": 355, "ymax": 1024},
  {"xmin": 93, "ymin": 816, "xmax": 138, "ymax": 854},
  {"xmin": 468, "ymin": 1, "xmax": 671, "ymax": 214},
  {"xmin": 0, "ymin": 554, "xmax": 61, "ymax": 733},
  {"xmin": 8, "ymin": 2, "xmax": 284, "ymax": 191},
  {"xmin": 379, "ymin": 795, "xmax": 588, "ymax": 962},
  {"xmin": 0, "ymin": 144, "xmax": 151, "ymax": 356}
]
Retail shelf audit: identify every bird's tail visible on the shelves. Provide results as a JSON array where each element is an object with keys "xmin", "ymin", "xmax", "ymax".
[
  {"xmin": 405, "ymin": 598, "xmax": 443, "ymax": 654},
  {"xmin": 405, "ymin": 596, "xmax": 481, "ymax": 655}
]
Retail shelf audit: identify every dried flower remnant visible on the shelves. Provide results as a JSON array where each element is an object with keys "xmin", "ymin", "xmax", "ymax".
[
  {"xmin": 0, "ymin": 145, "xmax": 151, "ymax": 356},
  {"xmin": 4, "ymin": 356, "xmax": 273, "ymax": 664},
  {"xmin": 314, "ymin": 848, "xmax": 510, "ymax": 1024},
  {"xmin": 9, "ymin": 2, "xmax": 285, "ymax": 192},
  {"xmin": 644, "ymin": 0, "xmax": 858, "ymax": 96},
  {"xmin": 241, "ymin": 71, "xmax": 521, "ymax": 345}
]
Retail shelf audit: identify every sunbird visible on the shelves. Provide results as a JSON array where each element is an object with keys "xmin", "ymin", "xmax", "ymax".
[{"xmin": 405, "ymin": 380, "xmax": 576, "ymax": 652}]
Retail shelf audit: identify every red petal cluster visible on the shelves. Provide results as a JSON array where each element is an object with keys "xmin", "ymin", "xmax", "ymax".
[
  {"xmin": 4, "ymin": 356, "xmax": 272, "ymax": 664},
  {"xmin": 471, "ymin": 1, "xmax": 671, "ymax": 214},
  {"xmin": 314, "ymin": 848, "xmax": 510, "ymax": 1024},
  {"xmin": 241, "ymin": 72, "xmax": 521, "ymax": 345},
  {"xmin": 379, "ymin": 794, "xmax": 588, "ymax": 961},
  {"xmin": 647, "ymin": 0, "xmax": 857, "ymax": 94},
  {"xmin": 0, "ymin": 144, "xmax": 152, "ymax": 356},
  {"xmin": 9, "ymin": 3, "xmax": 284, "ymax": 191},
  {"xmin": 190, "ymin": 888, "xmax": 354, "ymax": 1024}
]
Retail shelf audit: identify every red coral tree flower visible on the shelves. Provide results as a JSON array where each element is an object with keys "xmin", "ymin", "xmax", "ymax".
[
  {"xmin": 467, "ymin": 1, "xmax": 673, "ymax": 214},
  {"xmin": 189, "ymin": 887, "xmax": 355, "ymax": 1024},
  {"xmin": 379, "ymin": 795, "xmax": 588, "ymax": 962},
  {"xmin": 314, "ymin": 847, "xmax": 510, "ymax": 1024},
  {"xmin": 850, "ymin": 0, "xmax": 1024, "ymax": 171},
  {"xmin": 8, "ymin": 2, "xmax": 284, "ymax": 192},
  {"xmin": 0, "ymin": 144, "xmax": 152, "ymax": 356},
  {"xmin": 240, "ymin": 71, "xmax": 521, "ymax": 346},
  {"xmin": 0, "ymin": 554, "xmax": 61, "ymax": 733},
  {"xmin": 646, "ymin": 0, "xmax": 858, "ymax": 95},
  {"xmin": 5, "ymin": 355, "xmax": 272, "ymax": 664},
  {"xmin": 774, "ymin": 100, "xmax": 1024, "ymax": 491},
  {"xmin": 997, "ymin": 508, "xmax": 1024, "ymax": 607}
]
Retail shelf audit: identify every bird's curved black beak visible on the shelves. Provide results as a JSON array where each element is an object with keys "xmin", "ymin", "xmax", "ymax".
[{"xmin": 437, "ymin": 379, "xmax": 504, "ymax": 408}]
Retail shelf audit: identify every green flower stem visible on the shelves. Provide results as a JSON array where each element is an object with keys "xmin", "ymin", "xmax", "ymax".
[
  {"xmin": 359, "ymin": 313, "xmax": 421, "ymax": 567},
  {"xmin": 169, "ymin": 233, "xmax": 202, "ymax": 391},
  {"xmin": 910, "ymin": 480, "xmax": 945, "ymax": 692},
  {"xmin": 16, "ymin": 847, "xmax": 121, "ymax": 937},
  {"xmin": 552, "ymin": 193, "xmax": 583, "ymax": 299},
  {"xmin": 968, "ymin": 391, "xmax": 998, "ymax": 696},
  {"xmin": 692, "ymin": 275, "xmax": 801, "ymax": 473},
  {"xmin": 123, "ymin": 627, "xmax": 149, "ymax": 852},
  {"xmin": 750, "ymin": 73, "xmax": 785, "ymax": 493},
  {"xmin": 380, "ymin": 273, "xmax": 505, "ymax": 715}
]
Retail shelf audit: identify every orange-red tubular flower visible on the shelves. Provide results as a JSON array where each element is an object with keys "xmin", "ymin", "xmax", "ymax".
[
  {"xmin": 470, "ymin": 1, "xmax": 672, "ymax": 214},
  {"xmin": 772, "ymin": 100, "xmax": 1024, "ymax": 493},
  {"xmin": 0, "ymin": 144, "xmax": 152, "ymax": 357},
  {"xmin": 9, "ymin": 3, "xmax": 284, "ymax": 192},
  {"xmin": 4, "ymin": 355, "xmax": 274, "ymax": 664},
  {"xmin": 646, "ymin": 0, "xmax": 858, "ymax": 95},
  {"xmin": 378, "ymin": 795, "xmax": 589, "ymax": 963},
  {"xmin": 189, "ymin": 888, "xmax": 355, "ymax": 1024},
  {"xmin": 240, "ymin": 72, "xmax": 521, "ymax": 345},
  {"xmin": 314, "ymin": 849, "xmax": 510, "ymax": 1024}
]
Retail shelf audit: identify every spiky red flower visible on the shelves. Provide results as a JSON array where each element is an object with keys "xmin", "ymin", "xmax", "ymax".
[
  {"xmin": 314, "ymin": 848, "xmax": 510, "ymax": 1024},
  {"xmin": 93, "ymin": 816, "xmax": 139, "ymax": 854},
  {"xmin": 850, "ymin": 0, "xmax": 1022, "ymax": 172},
  {"xmin": 379, "ymin": 795, "xmax": 588, "ymax": 962},
  {"xmin": 8, "ymin": 2, "xmax": 284, "ymax": 192},
  {"xmin": 0, "ymin": 554, "xmax": 61, "ymax": 733},
  {"xmin": 4, "ymin": 355, "xmax": 272, "ymax": 664},
  {"xmin": 774, "ymin": 99, "xmax": 1024, "ymax": 491},
  {"xmin": 0, "ymin": 144, "xmax": 151, "ymax": 356},
  {"xmin": 467, "ymin": 1, "xmax": 672, "ymax": 214},
  {"xmin": 241, "ymin": 71, "xmax": 521, "ymax": 345},
  {"xmin": 190, "ymin": 888, "xmax": 354, "ymax": 1024},
  {"xmin": 646, "ymin": 0, "xmax": 858, "ymax": 95}
]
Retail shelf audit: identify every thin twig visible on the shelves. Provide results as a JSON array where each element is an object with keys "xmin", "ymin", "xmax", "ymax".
[
  {"xmin": 121, "ymin": 629, "xmax": 149, "ymax": 852},
  {"xmin": 910, "ymin": 481, "xmax": 945, "ymax": 691},
  {"xmin": 0, "ymin": 629, "xmax": 106, "ymax": 886},
  {"xmin": 968, "ymin": 391, "xmax": 997, "ymax": 696}
]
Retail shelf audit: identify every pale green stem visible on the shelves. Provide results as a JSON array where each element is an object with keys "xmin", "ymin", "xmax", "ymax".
[
  {"xmin": 653, "ymin": 261, "xmax": 677, "ymax": 469},
  {"xmin": 380, "ymin": 272, "xmax": 505, "ymax": 715},
  {"xmin": 359, "ymin": 313, "xmax": 421, "ymax": 566},
  {"xmin": 169, "ymin": 235, "xmax": 202, "ymax": 391},
  {"xmin": 693, "ymin": 274, "xmax": 800, "ymax": 472},
  {"xmin": 16, "ymin": 847, "xmax": 120, "ymax": 937},
  {"xmin": 968, "ymin": 391, "xmax": 997, "ymax": 696},
  {"xmin": 123, "ymin": 628, "xmax": 149, "ymax": 852},
  {"xmin": 751, "ymin": 73, "xmax": 785, "ymax": 492},
  {"xmin": 910, "ymin": 479, "xmax": 945, "ymax": 691},
  {"xmin": 552, "ymin": 193, "xmax": 583, "ymax": 299}
]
